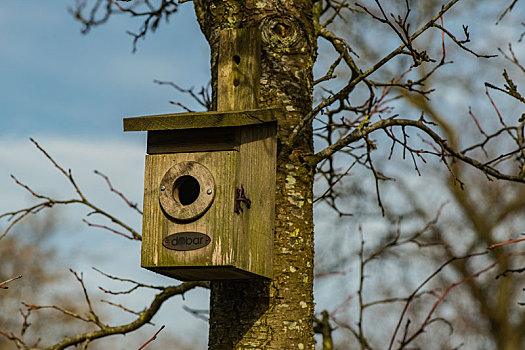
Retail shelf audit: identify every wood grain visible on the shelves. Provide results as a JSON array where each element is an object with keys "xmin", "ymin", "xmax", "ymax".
[
  {"xmin": 217, "ymin": 27, "xmax": 261, "ymax": 111},
  {"xmin": 147, "ymin": 128, "xmax": 240, "ymax": 154},
  {"xmin": 158, "ymin": 161, "xmax": 216, "ymax": 221},
  {"xmin": 137, "ymin": 28, "xmax": 279, "ymax": 280},
  {"xmin": 123, "ymin": 108, "xmax": 278, "ymax": 132},
  {"xmin": 141, "ymin": 151, "xmax": 240, "ymax": 279}
]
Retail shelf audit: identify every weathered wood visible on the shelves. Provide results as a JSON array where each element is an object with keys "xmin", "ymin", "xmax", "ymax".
[
  {"xmin": 124, "ymin": 108, "xmax": 278, "ymax": 132},
  {"xmin": 152, "ymin": 266, "xmax": 263, "ymax": 281},
  {"xmin": 217, "ymin": 27, "xmax": 261, "ymax": 111},
  {"xmin": 158, "ymin": 161, "xmax": 216, "ymax": 221},
  {"xmin": 217, "ymin": 28, "xmax": 276, "ymax": 278},
  {"xmin": 140, "ymin": 130, "xmax": 277, "ymax": 280},
  {"xmin": 234, "ymin": 123, "xmax": 277, "ymax": 276},
  {"xmin": 141, "ymin": 151, "xmax": 241, "ymax": 280},
  {"xmin": 147, "ymin": 128, "xmax": 240, "ymax": 154},
  {"xmin": 132, "ymin": 27, "xmax": 278, "ymax": 281}
]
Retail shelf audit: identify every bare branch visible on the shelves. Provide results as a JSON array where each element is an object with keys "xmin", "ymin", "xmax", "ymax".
[
  {"xmin": 182, "ymin": 305, "xmax": 209, "ymax": 321},
  {"xmin": 0, "ymin": 140, "xmax": 141, "ymax": 241},
  {"xmin": 154, "ymin": 80, "xmax": 212, "ymax": 111},
  {"xmin": 432, "ymin": 24, "xmax": 496, "ymax": 58},
  {"xmin": 82, "ymin": 219, "xmax": 137, "ymax": 240},
  {"xmin": 0, "ymin": 275, "xmax": 23, "ymax": 290},
  {"xmin": 399, "ymin": 253, "xmax": 517, "ymax": 347},
  {"xmin": 310, "ymin": 117, "xmax": 525, "ymax": 183},
  {"xmin": 137, "ymin": 325, "xmax": 165, "ymax": 350},
  {"xmin": 71, "ymin": 0, "xmax": 179, "ymax": 52},
  {"xmin": 485, "ymin": 70, "xmax": 525, "ymax": 105},
  {"xmin": 18, "ymin": 281, "xmax": 208, "ymax": 350},
  {"xmin": 497, "ymin": 0, "xmax": 519, "ymax": 24},
  {"xmin": 94, "ymin": 170, "xmax": 143, "ymax": 215},
  {"xmin": 100, "ymin": 299, "xmax": 145, "ymax": 318},
  {"xmin": 70, "ymin": 269, "xmax": 105, "ymax": 328},
  {"xmin": 93, "ymin": 267, "xmax": 167, "ymax": 292},
  {"xmin": 498, "ymin": 44, "xmax": 525, "ymax": 74},
  {"xmin": 388, "ymin": 251, "xmax": 490, "ymax": 349},
  {"xmin": 489, "ymin": 236, "xmax": 525, "ymax": 249},
  {"xmin": 285, "ymin": 0, "xmax": 462, "ymax": 152},
  {"xmin": 313, "ymin": 310, "xmax": 334, "ymax": 350}
]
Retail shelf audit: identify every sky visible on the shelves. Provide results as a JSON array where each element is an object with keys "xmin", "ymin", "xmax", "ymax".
[
  {"xmin": 2, "ymin": 1, "xmax": 525, "ymax": 348},
  {"xmin": 0, "ymin": 1, "xmax": 210, "ymax": 138},
  {"xmin": 1, "ymin": 1, "xmax": 212, "ymax": 348}
]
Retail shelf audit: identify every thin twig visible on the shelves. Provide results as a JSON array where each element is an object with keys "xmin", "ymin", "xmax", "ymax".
[
  {"xmin": 137, "ymin": 325, "xmax": 165, "ymax": 350},
  {"xmin": 94, "ymin": 170, "xmax": 143, "ymax": 215},
  {"xmin": 0, "ymin": 275, "xmax": 22, "ymax": 290}
]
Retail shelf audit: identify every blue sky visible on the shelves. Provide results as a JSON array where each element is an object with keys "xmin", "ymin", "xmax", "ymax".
[
  {"xmin": 1, "ymin": 2, "xmax": 212, "ymax": 348},
  {"xmin": 1, "ymin": 1, "xmax": 210, "ymax": 139}
]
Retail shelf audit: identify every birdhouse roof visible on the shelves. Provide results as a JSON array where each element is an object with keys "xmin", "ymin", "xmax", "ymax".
[{"xmin": 123, "ymin": 108, "xmax": 279, "ymax": 132}]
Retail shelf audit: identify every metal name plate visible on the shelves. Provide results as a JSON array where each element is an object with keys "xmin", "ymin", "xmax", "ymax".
[{"xmin": 162, "ymin": 232, "xmax": 211, "ymax": 251}]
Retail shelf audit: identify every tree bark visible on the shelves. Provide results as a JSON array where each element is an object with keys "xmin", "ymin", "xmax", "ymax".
[{"xmin": 193, "ymin": 1, "xmax": 318, "ymax": 348}]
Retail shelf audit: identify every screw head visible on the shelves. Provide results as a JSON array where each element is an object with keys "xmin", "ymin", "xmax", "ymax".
[
  {"xmin": 207, "ymin": 189, "xmax": 212, "ymax": 195},
  {"xmin": 160, "ymin": 185, "xmax": 166, "ymax": 191}
]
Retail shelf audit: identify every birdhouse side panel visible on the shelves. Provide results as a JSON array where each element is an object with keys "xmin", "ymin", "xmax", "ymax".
[{"xmin": 234, "ymin": 123, "xmax": 277, "ymax": 278}]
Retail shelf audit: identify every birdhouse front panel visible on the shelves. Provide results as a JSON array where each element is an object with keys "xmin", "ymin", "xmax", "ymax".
[{"xmin": 142, "ymin": 150, "xmax": 244, "ymax": 280}]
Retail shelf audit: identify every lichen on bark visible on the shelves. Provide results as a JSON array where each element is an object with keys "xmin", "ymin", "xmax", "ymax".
[{"xmin": 193, "ymin": 0, "xmax": 318, "ymax": 348}]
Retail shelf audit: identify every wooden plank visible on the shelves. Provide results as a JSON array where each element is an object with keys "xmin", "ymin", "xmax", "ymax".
[
  {"xmin": 124, "ymin": 108, "xmax": 278, "ymax": 132},
  {"xmin": 141, "ymin": 151, "xmax": 240, "ymax": 274},
  {"xmin": 147, "ymin": 128, "xmax": 240, "ymax": 154},
  {"xmin": 235, "ymin": 123, "xmax": 277, "ymax": 278},
  {"xmin": 216, "ymin": 27, "xmax": 275, "ymax": 279},
  {"xmin": 217, "ymin": 28, "xmax": 261, "ymax": 111},
  {"xmin": 147, "ymin": 266, "xmax": 262, "ymax": 281}
]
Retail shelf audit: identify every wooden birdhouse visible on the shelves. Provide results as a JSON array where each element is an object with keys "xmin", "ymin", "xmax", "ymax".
[{"xmin": 123, "ymin": 28, "xmax": 279, "ymax": 281}]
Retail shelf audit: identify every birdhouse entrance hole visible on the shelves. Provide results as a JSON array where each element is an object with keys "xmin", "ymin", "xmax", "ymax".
[{"xmin": 174, "ymin": 175, "xmax": 200, "ymax": 206}]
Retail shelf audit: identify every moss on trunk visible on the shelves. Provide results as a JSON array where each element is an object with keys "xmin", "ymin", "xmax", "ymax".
[{"xmin": 193, "ymin": 1, "xmax": 318, "ymax": 348}]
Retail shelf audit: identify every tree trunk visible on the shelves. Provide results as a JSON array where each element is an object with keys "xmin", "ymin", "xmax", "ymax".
[{"xmin": 193, "ymin": 1, "xmax": 318, "ymax": 348}]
